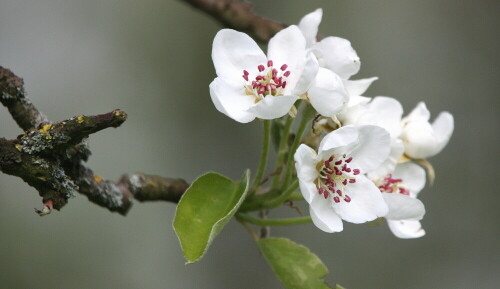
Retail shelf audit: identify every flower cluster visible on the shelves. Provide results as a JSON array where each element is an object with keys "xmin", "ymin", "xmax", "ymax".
[{"xmin": 209, "ymin": 9, "xmax": 453, "ymax": 238}]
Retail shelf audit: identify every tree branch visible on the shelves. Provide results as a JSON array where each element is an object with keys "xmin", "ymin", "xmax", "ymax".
[
  {"xmin": 0, "ymin": 66, "xmax": 48, "ymax": 130},
  {"xmin": 0, "ymin": 66, "xmax": 189, "ymax": 215},
  {"xmin": 181, "ymin": 0, "xmax": 286, "ymax": 43}
]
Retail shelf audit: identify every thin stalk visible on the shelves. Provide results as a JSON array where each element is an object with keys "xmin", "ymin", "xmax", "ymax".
[
  {"xmin": 249, "ymin": 120, "xmax": 271, "ymax": 196},
  {"xmin": 262, "ymin": 180, "xmax": 298, "ymax": 209},
  {"xmin": 271, "ymin": 115, "xmax": 294, "ymax": 189},
  {"xmin": 236, "ymin": 213, "xmax": 312, "ymax": 226},
  {"xmin": 282, "ymin": 109, "xmax": 314, "ymax": 189}
]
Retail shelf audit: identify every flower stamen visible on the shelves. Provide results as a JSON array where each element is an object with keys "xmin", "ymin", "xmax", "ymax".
[
  {"xmin": 317, "ymin": 154, "xmax": 360, "ymax": 203},
  {"xmin": 242, "ymin": 59, "xmax": 292, "ymax": 100}
]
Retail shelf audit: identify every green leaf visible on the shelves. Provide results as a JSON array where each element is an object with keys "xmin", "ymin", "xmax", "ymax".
[
  {"xmin": 173, "ymin": 170, "xmax": 250, "ymax": 263},
  {"xmin": 257, "ymin": 237, "xmax": 332, "ymax": 289}
]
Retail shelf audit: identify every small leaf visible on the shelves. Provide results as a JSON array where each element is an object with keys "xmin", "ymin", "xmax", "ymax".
[
  {"xmin": 173, "ymin": 170, "xmax": 250, "ymax": 263},
  {"xmin": 257, "ymin": 237, "xmax": 332, "ymax": 289}
]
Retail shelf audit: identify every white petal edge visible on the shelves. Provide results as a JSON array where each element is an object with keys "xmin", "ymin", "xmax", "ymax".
[
  {"xmin": 308, "ymin": 68, "xmax": 349, "ymax": 117},
  {"xmin": 312, "ymin": 36, "xmax": 361, "ymax": 79},
  {"xmin": 357, "ymin": 97, "xmax": 404, "ymax": 138},
  {"xmin": 309, "ymin": 195, "xmax": 344, "ymax": 233},
  {"xmin": 298, "ymin": 8, "xmax": 323, "ymax": 47},
  {"xmin": 343, "ymin": 77, "xmax": 378, "ymax": 96},
  {"xmin": 212, "ymin": 29, "xmax": 267, "ymax": 82},
  {"xmin": 267, "ymin": 25, "xmax": 307, "ymax": 92},
  {"xmin": 431, "ymin": 112, "xmax": 454, "ymax": 155},
  {"xmin": 246, "ymin": 94, "xmax": 298, "ymax": 120},
  {"xmin": 333, "ymin": 175, "xmax": 388, "ymax": 223},
  {"xmin": 383, "ymin": 193, "xmax": 425, "ymax": 221},
  {"xmin": 295, "ymin": 144, "xmax": 320, "ymax": 203},
  {"xmin": 392, "ymin": 162, "xmax": 426, "ymax": 197},
  {"xmin": 318, "ymin": 125, "xmax": 359, "ymax": 159},
  {"xmin": 387, "ymin": 220, "xmax": 426, "ymax": 239},
  {"xmin": 346, "ymin": 125, "xmax": 392, "ymax": 174},
  {"xmin": 292, "ymin": 52, "xmax": 319, "ymax": 95},
  {"xmin": 403, "ymin": 102, "xmax": 430, "ymax": 122},
  {"xmin": 209, "ymin": 77, "xmax": 256, "ymax": 123}
]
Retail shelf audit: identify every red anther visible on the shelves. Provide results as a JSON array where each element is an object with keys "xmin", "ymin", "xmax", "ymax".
[
  {"xmin": 318, "ymin": 188, "xmax": 325, "ymax": 195},
  {"xmin": 345, "ymin": 168, "xmax": 351, "ymax": 173},
  {"xmin": 342, "ymin": 179, "xmax": 348, "ymax": 185},
  {"xmin": 335, "ymin": 160, "xmax": 342, "ymax": 165},
  {"xmin": 345, "ymin": 157, "xmax": 353, "ymax": 163},
  {"xmin": 325, "ymin": 168, "xmax": 334, "ymax": 174},
  {"xmin": 267, "ymin": 60, "xmax": 273, "ymax": 67},
  {"xmin": 280, "ymin": 64, "xmax": 288, "ymax": 71},
  {"xmin": 328, "ymin": 186, "xmax": 335, "ymax": 192},
  {"xmin": 256, "ymin": 75, "xmax": 264, "ymax": 80},
  {"xmin": 349, "ymin": 179, "xmax": 356, "ymax": 183},
  {"xmin": 325, "ymin": 161, "xmax": 331, "ymax": 168},
  {"xmin": 258, "ymin": 65, "xmax": 265, "ymax": 72},
  {"xmin": 252, "ymin": 81, "xmax": 258, "ymax": 88},
  {"xmin": 325, "ymin": 174, "xmax": 331, "ymax": 180},
  {"xmin": 328, "ymin": 156, "xmax": 334, "ymax": 162},
  {"xmin": 243, "ymin": 70, "xmax": 249, "ymax": 76},
  {"xmin": 266, "ymin": 84, "xmax": 272, "ymax": 93},
  {"xmin": 336, "ymin": 190, "xmax": 343, "ymax": 196},
  {"xmin": 282, "ymin": 81, "xmax": 287, "ymax": 88},
  {"xmin": 284, "ymin": 71, "xmax": 291, "ymax": 77},
  {"xmin": 399, "ymin": 188, "xmax": 410, "ymax": 195},
  {"xmin": 342, "ymin": 164, "xmax": 347, "ymax": 171},
  {"xmin": 259, "ymin": 87, "xmax": 266, "ymax": 94},
  {"xmin": 272, "ymin": 68, "xmax": 278, "ymax": 77},
  {"xmin": 333, "ymin": 196, "xmax": 340, "ymax": 203},
  {"xmin": 353, "ymin": 169, "xmax": 360, "ymax": 175},
  {"xmin": 344, "ymin": 195, "xmax": 351, "ymax": 202},
  {"xmin": 243, "ymin": 75, "xmax": 249, "ymax": 81}
]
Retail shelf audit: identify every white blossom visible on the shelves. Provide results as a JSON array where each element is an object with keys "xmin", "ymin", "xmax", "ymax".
[{"xmin": 294, "ymin": 125, "xmax": 391, "ymax": 233}]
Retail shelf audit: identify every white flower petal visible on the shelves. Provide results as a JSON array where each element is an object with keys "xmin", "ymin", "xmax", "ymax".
[
  {"xmin": 309, "ymin": 195, "xmax": 344, "ymax": 233},
  {"xmin": 346, "ymin": 125, "xmax": 392, "ymax": 173},
  {"xmin": 308, "ymin": 68, "xmax": 349, "ymax": 117},
  {"xmin": 267, "ymin": 25, "xmax": 307, "ymax": 91},
  {"xmin": 318, "ymin": 125, "xmax": 359, "ymax": 158},
  {"xmin": 403, "ymin": 102, "xmax": 430, "ymax": 122},
  {"xmin": 431, "ymin": 112, "xmax": 454, "ymax": 155},
  {"xmin": 357, "ymin": 97, "xmax": 404, "ymax": 138},
  {"xmin": 298, "ymin": 8, "xmax": 323, "ymax": 47},
  {"xmin": 337, "ymin": 96, "xmax": 371, "ymax": 125},
  {"xmin": 343, "ymin": 77, "xmax": 378, "ymax": 96},
  {"xmin": 383, "ymin": 193, "xmax": 425, "ymax": 220},
  {"xmin": 212, "ymin": 29, "xmax": 267, "ymax": 82},
  {"xmin": 209, "ymin": 77, "xmax": 256, "ymax": 123},
  {"xmin": 333, "ymin": 175, "xmax": 388, "ymax": 223},
  {"xmin": 367, "ymin": 138, "xmax": 405, "ymax": 180},
  {"xmin": 292, "ymin": 52, "xmax": 319, "ymax": 95},
  {"xmin": 246, "ymin": 95, "xmax": 298, "ymax": 120},
  {"xmin": 392, "ymin": 162, "xmax": 426, "ymax": 197},
  {"xmin": 387, "ymin": 220, "xmax": 426, "ymax": 239},
  {"xmin": 295, "ymin": 144, "xmax": 320, "ymax": 203},
  {"xmin": 312, "ymin": 36, "xmax": 360, "ymax": 79}
]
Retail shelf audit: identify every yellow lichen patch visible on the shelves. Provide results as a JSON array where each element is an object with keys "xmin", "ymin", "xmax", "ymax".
[
  {"xmin": 15, "ymin": 144, "xmax": 22, "ymax": 151},
  {"xmin": 93, "ymin": 175, "xmax": 103, "ymax": 183},
  {"xmin": 45, "ymin": 135, "xmax": 53, "ymax": 140},
  {"xmin": 114, "ymin": 110, "xmax": 121, "ymax": 117},
  {"xmin": 39, "ymin": 124, "xmax": 52, "ymax": 134},
  {"xmin": 77, "ymin": 115, "xmax": 85, "ymax": 123}
]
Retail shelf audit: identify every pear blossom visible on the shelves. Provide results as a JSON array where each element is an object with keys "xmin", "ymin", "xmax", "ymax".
[
  {"xmin": 372, "ymin": 162, "xmax": 427, "ymax": 239},
  {"xmin": 298, "ymin": 8, "xmax": 379, "ymax": 99},
  {"xmin": 401, "ymin": 102, "xmax": 454, "ymax": 159},
  {"xmin": 294, "ymin": 125, "xmax": 391, "ymax": 233},
  {"xmin": 339, "ymin": 96, "xmax": 406, "ymax": 179},
  {"xmin": 210, "ymin": 26, "xmax": 318, "ymax": 123}
]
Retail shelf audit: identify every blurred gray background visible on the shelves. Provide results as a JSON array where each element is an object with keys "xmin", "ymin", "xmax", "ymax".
[{"xmin": 0, "ymin": 0, "xmax": 498, "ymax": 288}]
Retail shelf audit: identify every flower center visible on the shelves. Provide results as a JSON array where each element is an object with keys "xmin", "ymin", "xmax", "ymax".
[
  {"xmin": 317, "ymin": 154, "xmax": 360, "ymax": 203},
  {"xmin": 242, "ymin": 60, "xmax": 291, "ymax": 101},
  {"xmin": 378, "ymin": 174, "xmax": 410, "ymax": 195}
]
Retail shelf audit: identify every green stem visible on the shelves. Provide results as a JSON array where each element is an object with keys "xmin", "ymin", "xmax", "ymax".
[
  {"xmin": 240, "ymin": 181, "xmax": 298, "ymax": 212},
  {"xmin": 271, "ymin": 115, "xmax": 294, "ymax": 189},
  {"xmin": 282, "ymin": 107, "xmax": 315, "ymax": 189},
  {"xmin": 249, "ymin": 120, "xmax": 271, "ymax": 196},
  {"xmin": 236, "ymin": 213, "xmax": 312, "ymax": 226},
  {"xmin": 263, "ymin": 180, "xmax": 298, "ymax": 209},
  {"xmin": 288, "ymin": 192, "xmax": 304, "ymax": 201}
]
